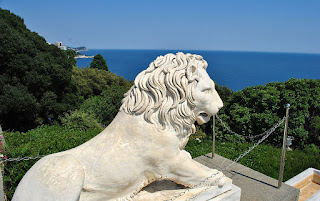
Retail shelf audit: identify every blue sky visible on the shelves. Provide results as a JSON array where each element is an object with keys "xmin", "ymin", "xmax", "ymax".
[{"xmin": 1, "ymin": 0, "xmax": 320, "ymax": 53}]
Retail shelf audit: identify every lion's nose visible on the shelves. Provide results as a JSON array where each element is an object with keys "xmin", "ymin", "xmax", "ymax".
[
  {"xmin": 214, "ymin": 91, "xmax": 224, "ymax": 110},
  {"xmin": 217, "ymin": 99, "xmax": 223, "ymax": 110}
]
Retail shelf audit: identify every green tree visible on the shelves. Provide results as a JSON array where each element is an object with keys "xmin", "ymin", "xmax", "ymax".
[
  {"xmin": 216, "ymin": 78, "xmax": 320, "ymax": 148},
  {"xmin": 66, "ymin": 49, "xmax": 77, "ymax": 66},
  {"xmin": 215, "ymin": 83, "xmax": 234, "ymax": 103},
  {"xmin": 79, "ymin": 85, "xmax": 129, "ymax": 126},
  {"xmin": 90, "ymin": 54, "xmax": 109, "ymax": 71},
  {"xmin": 310, "ymin": 116, "xmax": 320, "ymax": 145},
  {"xmin": 0, "ymin": 9, "xmax": 80, "ymax": 131}
]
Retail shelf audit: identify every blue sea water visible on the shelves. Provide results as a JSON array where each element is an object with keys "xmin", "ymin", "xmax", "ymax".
[{"xmin": 76, "ymin": 50, "xmax": 320, "ymax": 91}]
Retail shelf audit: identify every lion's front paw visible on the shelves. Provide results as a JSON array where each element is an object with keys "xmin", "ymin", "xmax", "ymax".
[
  {"xmin": 205, "ymin": 170, "xmax": 226, "ymax": 188},
  {"xmin": 217, "ymin": 175, "xmax": 228, "ymax": 187}
]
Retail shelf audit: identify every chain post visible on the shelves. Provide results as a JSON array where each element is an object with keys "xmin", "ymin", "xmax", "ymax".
[
  {"xmin": 0, "ymin": 125, "xmax": 4, "ymax": 155},
  {"xmin": 278, "ymin": 104, "xmax": 290, "ymax": 188},
  {"xmin": 0, "ymin": 125, "xmax": 4, "ymax": 178},
  {"xmin": 212, "ymin": 115, "xmax": 215, "ymax": 158},
  {"xmin": 0, "ymin": 126, "xmax": 4, "ymax": 149}
]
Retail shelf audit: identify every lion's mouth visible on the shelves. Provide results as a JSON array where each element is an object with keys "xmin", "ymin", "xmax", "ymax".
[
  {"xmin": 196, "ymin": 112, "xmax": 211, "ymax": 125},
  {"xmin": 200, "ymin": 112, "xmax": 209, "ymax": 118}
]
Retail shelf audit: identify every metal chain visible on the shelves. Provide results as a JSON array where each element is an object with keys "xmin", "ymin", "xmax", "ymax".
[
  {"xmin": 167, "ymin": 115, "xmax": 286, "ymax": 201},
  {"xmin": 188, "ymin": 175, "xmax": 225, "ymax": 201},
  {"xmin": 1, "ymin": 155, "xmax": 45, "ymax": 162},
  {"xmin": 215, "ymin": 114, "xmax": 285, "ymax": 139},
  {"xmin": 166, "ymin": 171, "xmax": 221, "ymax": 201},
  {"xmin": 221, "ymin": 116, "xmax": 286, "ymax": 170}
]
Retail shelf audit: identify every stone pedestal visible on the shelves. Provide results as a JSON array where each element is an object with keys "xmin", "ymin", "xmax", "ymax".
[
  {"xmin": 195, "ymin": 153, "xmax": 300, "ymax": 201},
  {"xmin": 135, "ymin": 177, "xmax": 241, "ymax": 201}
]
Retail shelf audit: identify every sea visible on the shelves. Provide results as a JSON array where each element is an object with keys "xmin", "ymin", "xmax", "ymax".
[{"xmin": 76, "ymin": 50, "xmax": 320, "ymax": 91}]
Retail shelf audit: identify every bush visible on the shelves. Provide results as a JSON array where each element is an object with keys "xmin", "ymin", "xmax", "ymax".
[
  {"xmin": 79, "ymin": 85, "xmax": 129, "ymax": 126},
  {"xmin": 303, "ymin": 144, "xmax": 320, "ymax": 155},
  {"xmin": 310, "ymin": 116, "xmax": 320, "ymax": 145},
  {"xmin": 3, "ymin": 125, "xmax": 102, "ymax": 200},
  {"xmin": 215, "ymin": 79, "xmax": 320, "ymax": 148},
  {"xmin": 59, "ymin": 110, "xmax": 103, "ymax": 130},
  {"xmin": 72, "ymin": 67, "xmax": 132, "ymax": 99}
]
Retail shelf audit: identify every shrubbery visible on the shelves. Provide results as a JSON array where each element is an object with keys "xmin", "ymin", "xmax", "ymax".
[
  {"xmin": 204, "ymin": 78, "xmax": 320, "ymax": 148},
  {"xmin": 78, "ymin": 85, "xmax": 130, "ymax": 125},
  {"xmin": 72, "ymin": 67, "xmax": 132, "ymax": 99},
  {"xmin": 310, "ymin": 116, "xmax": 320, "ymax": 144},
  {"xmin": 60, "ymin": 110, "xmax": 103, "ymax": 130},
  {"xmin": 3, "ymin": 125, "xmax": 102, "ymax": 200}
]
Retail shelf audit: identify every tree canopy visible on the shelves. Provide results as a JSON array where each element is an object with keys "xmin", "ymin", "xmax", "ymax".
[
  {"xmin": 215, "ymin": 78, "xmax": 320, "ymax": 148},
  {"xmin": 0, "ymin": 9, "xmax": 79, "ymax": 131},
  {"xmin": 90, "ymin": 54, "xmax": 109, "ymax": 71},
  {"xmin": 72, "ymin": 67, "xmax": 132, "ymax": 99}
]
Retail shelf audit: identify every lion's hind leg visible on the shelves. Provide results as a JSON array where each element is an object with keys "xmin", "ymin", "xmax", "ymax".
[{"xmin": 13, "ymin": 154, "xmax": 85, "ymax": 201}]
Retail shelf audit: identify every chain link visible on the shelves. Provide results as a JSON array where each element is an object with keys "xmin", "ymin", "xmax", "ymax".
[
  {"xmin": 166, "ymin": 171, "xmax": 222, "ymax": 201},
  {"xmin": 167, "ymin": 115, "xmax": 286, "ymax": 201},
  {"xmin": 188, "ymin": 175, "xmax": 225, "ymax": 201},
  {"xmin": 215, "ymin": 114, "xmax": 284, "ymax": 139},
  {"xmin": 1, "ymin": 155, "xmax": 45, "ymax": 162},
  {"xmin": 221, "ymin": 116, "xmax": 286, "ymax": 170}
]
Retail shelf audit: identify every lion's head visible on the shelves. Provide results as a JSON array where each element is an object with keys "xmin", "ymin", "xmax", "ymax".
[{"xmin": 120, "ymin": 52, "xmax": 223, "ymax": 147}]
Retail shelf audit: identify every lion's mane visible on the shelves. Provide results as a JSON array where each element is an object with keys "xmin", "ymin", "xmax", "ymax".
[{"xmin": 120, "ymin": 52, "xmax": 208, "ymax": 145}]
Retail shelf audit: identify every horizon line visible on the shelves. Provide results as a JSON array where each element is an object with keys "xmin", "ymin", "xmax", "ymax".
[{"xmin": 80, "ymin": 48, "xmax": 320, "ymax": 55}]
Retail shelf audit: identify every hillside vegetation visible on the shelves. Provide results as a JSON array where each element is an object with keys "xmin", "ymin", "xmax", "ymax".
[
  {"xmin": 0, "ymin": 9, "xmax": 131, "ymax": 131},
  {"xmin": 214, "ymin": 79, "xmax": 320, "ymax": 148}
]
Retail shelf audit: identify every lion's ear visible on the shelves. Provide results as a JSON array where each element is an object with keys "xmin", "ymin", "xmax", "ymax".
[{"xmin": 187, "ymin": 65, "xmax": 199, "ymax": 82}]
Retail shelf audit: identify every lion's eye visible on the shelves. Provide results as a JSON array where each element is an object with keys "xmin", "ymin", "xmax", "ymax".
[{"xmin": 203, "ymin": 89, "xmax": 211, "ymax": 94}]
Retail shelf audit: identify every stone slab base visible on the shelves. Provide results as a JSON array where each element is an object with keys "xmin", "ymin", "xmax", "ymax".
[
  {"xmin": 196, "ymin": 153, "xmax": 300, "ymax": 201},
  {"xmin": 135, "ymin": 177, "xmax": 239, "ymax": 201},
  {"xmin": 209, "ymin": 184, "xmax": 241, "ymax": 201}
]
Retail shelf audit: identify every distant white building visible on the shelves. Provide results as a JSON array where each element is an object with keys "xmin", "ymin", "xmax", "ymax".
[{"xmin": 55, "ymin": 41, "xmax": 67, "ymax": 51}]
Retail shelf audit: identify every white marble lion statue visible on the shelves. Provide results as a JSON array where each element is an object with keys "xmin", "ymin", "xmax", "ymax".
[{"xmin": 13, "ymin": 52, "xmax": 226, "ymax": 201}]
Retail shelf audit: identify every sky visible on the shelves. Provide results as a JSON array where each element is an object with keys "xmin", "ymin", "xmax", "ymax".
[{"xmin": 1, "ymin": 0, "xmax": 320, "ymax": 53}]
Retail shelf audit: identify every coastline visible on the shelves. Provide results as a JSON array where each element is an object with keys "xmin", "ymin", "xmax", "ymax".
[
  {"xmin": 75, "ymin": 49, "xmax": 320, "ymax": 91},
  {"xmin": 74, "ymin": 55, "xmax": 94, "ymax": 59}
]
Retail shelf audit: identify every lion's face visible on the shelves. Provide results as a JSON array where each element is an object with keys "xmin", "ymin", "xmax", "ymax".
[
  {"xmin": 121, "ymin": 52, "xmax": 222, "ymax": 138},
  {"xmin": 193, "ymin": 68, "xmax": 223, "ymax": 125}
]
